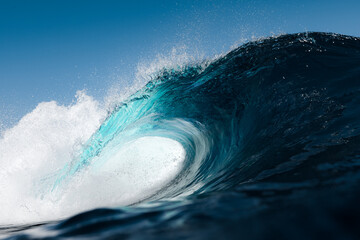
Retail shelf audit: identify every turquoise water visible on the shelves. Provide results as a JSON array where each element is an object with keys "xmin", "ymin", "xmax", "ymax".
[{"xmin": 2, "ymin": 32, "xmax": 360, "ymax": 239}]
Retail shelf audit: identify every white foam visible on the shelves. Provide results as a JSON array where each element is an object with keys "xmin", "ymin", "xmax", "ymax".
[
  {"xmin": 55, "ymin": 137, "xmax": 185, "ymax": 213},
  {"xmin": 0, "ymin": 90, "xmax": 186, "ymax": 224},
  {"xmin": 0, "ymin": 91, "xmax": 106, "ymax": 224},
  {"xmin": 0, "ymin": 47, "xmax": 201, "ymax": 225}
]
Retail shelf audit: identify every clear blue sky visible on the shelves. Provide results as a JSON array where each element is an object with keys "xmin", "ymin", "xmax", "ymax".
[{"xmin": 1, "ymin": 0, "xmax": 360, "ymax": 128}]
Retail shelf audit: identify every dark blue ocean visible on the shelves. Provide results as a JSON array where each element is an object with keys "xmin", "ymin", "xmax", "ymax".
[{"xmin": 2, "ymin": 32, "xmax": 360, "ymax": 239}]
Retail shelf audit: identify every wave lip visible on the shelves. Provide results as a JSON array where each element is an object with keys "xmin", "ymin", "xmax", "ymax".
[{"xmin": 2, "ymin": 32, "xmax": 360, "ymax": 239}]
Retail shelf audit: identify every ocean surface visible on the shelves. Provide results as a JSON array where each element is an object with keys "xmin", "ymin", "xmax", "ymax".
[{"xmin": 1, "ymin": 32, "xmax": 360, "ymax": 239}]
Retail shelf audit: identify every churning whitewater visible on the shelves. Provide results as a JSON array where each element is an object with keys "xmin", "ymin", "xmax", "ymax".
[{"xmin": 1, "ymin": 32, "xmax": 360, "ymax": 239}]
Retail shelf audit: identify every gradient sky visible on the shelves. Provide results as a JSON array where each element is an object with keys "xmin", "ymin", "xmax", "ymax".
[{"xmin": 1, "ymin": 0, "xmax": 360, "ymax": 128}]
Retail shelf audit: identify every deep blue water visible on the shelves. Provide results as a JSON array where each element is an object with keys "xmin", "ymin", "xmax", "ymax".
[{"xmin": 2, "ymin": 32, "xmax": 360, "ymax": 239}]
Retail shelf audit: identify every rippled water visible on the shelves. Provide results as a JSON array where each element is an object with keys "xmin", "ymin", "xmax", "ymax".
[{"xmin": 1, "ymin": 32, "xmax": 360, "ymax": 239}]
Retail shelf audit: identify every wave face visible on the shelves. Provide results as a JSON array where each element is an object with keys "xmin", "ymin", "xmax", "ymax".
[{"xmin": 3, "ymin": 32, "xmax": 360, "ymax": 239}]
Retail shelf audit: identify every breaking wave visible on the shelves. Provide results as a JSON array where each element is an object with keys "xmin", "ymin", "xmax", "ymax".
[{"xmin": 1, "ymin": 32, "xmax": 360, "ymax": 239}]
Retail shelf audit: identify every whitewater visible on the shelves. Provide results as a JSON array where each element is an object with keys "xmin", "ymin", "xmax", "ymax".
[
  {"xmin": 0, "ymin": 48, "xmax": 199, "ymax": 224},
  {"xmin": 1, "ymin": 32, "xmax": 360, "ymax": 239}
]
